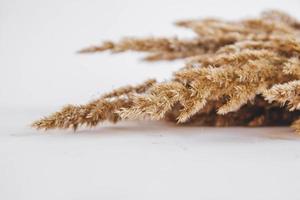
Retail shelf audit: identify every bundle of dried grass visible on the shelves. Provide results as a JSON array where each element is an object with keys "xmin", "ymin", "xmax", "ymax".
[{"xmin": 33, "ymin": 10, "xmax": 300, "ymax": 133}]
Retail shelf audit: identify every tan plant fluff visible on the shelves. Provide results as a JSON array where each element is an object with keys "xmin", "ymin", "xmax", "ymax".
[{"xmin": 33, "ymin": 10, "xmax": 300, "ymax": 133}]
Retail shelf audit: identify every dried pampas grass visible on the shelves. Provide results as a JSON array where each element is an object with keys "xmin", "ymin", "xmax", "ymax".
[{"xmin": 33, "ymin": 10, "xmax": 300, "ymax": 133}]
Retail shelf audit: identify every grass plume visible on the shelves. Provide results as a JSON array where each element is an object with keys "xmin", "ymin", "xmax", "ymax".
[{"xmin": 33, "ymin": 10, "xmax": 300, "ymax": 133}]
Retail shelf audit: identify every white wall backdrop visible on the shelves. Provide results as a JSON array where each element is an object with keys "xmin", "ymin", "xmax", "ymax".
[{"xmin": 1, "ymin": 0, "xmax": 299, "ymax": 108}]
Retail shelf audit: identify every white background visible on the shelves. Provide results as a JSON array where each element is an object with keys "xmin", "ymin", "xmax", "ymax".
[{"xmin": 1, "ymin": 0, "xmax": 300, "ymax": 199}]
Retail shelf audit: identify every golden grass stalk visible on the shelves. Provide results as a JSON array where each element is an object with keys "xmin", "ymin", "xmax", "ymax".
[{"xmin": 33, "ymin": 10, "xmax": 300, "ymax": 133}]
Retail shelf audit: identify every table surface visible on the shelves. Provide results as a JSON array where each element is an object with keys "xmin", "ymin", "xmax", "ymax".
[{"xmin": 1, "ymin": 107, "xmax": 300, "ymax": 200}]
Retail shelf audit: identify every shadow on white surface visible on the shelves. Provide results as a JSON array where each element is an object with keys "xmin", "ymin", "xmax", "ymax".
[{"xmin": 40, "ymin": 120, "xmax": 300, "ymax": 142}]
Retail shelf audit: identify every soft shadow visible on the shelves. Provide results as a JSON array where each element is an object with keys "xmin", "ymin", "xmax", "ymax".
[{"xmin": 73, "ymin": 120, "xmax": 300, "ymax": 141}]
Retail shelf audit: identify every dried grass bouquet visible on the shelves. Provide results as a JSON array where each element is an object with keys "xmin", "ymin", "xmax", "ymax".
[{"xmin": 33, "ymin": 10, "xmax": 300, "ymax": 133}]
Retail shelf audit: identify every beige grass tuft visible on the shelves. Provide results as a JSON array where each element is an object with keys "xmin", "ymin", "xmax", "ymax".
[{"xmin": 33, "ymin": 10, "xmax": 300, "ymax": 133}]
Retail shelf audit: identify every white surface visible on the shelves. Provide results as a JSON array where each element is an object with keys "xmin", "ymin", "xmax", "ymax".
[{"xmin": 1, "ymin": 0, "xmax": 300, "ymax": 199}]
